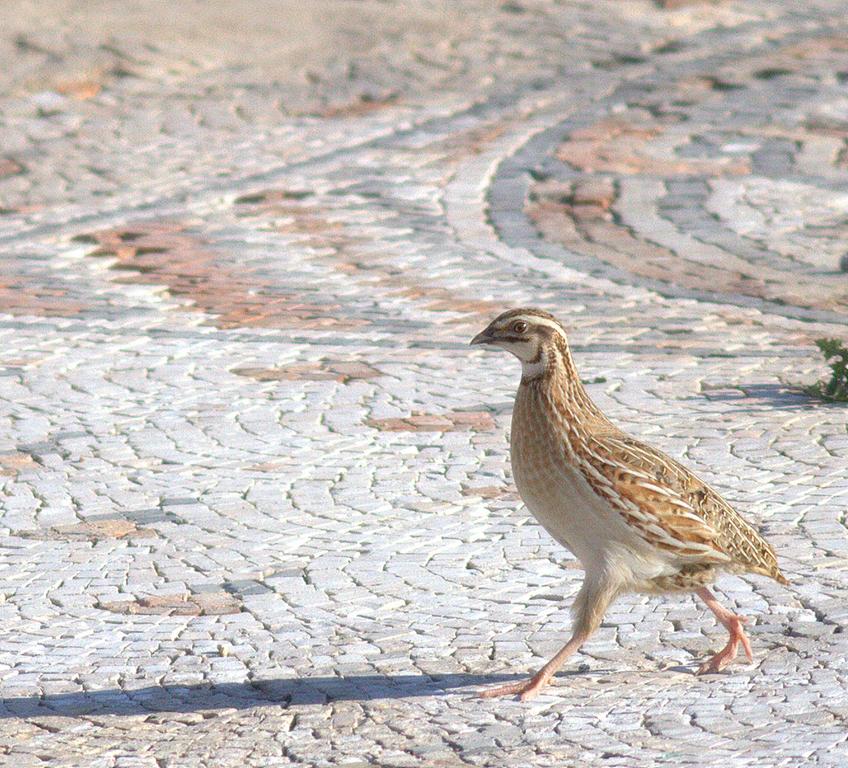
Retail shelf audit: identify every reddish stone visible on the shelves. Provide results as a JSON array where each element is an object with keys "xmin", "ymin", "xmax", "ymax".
[
  {"xmin": 427, "ymin": 119, "xmax": 512, "ymax": 161},
  {"xmin": 527, "ymin": 179, "xmax": 847, "ymax": 314},
  {"xmin": 78, "ymin": 221, "xmax": 356, "ymax": 330},
  {"xmin": 192, "ymin": 592, "xmax": 242, "ymax": 615},
  {"xmin": 0, "ymin": 158, "xmax": 23, "ymax": 178},
  {"xmin": 0, "ymin": 274, "xmax": 87, "ymax": 318},
  {"xmin": 557, "ymin": 115, "xmax": 749, "ymax": 177},
  {"xmin": 0, "ymin": 453, "xmax": 38, "ymax": 476},
  {"xmin": 17, "ymin": 519, "xmax": 157, "ymax": 542},
  {"xmin": 460, "ymin": 485, "xmax": 519, "ymax": 500},
  {"xmin": 572, "ymin": 178, "xmax": 616, "ymax": 209},
  {"xmin": 98, "ymin": 591, "xmax": 240, "ymax": 616},
  {"xmin": 56, "ymin": 79, "xmax": 102, "ymax": 100},
  {"xmin": 367, "ymin": 411, "xmax": 496, "ymax": 432},
  {"xmin": 99, "ymin": 595, "xmax": 200, "ymax": 616},
  {"xmin": 233, "ymin": 361, "xmax": 381, "ymax": 383}
]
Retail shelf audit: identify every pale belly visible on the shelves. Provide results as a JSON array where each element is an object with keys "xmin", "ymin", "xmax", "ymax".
[{"xmin": 510, "ymin": 386, "xmax": 671, "ymax": 584}]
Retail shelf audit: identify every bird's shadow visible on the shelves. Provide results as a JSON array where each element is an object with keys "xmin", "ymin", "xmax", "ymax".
[
  {"xmin": 697, "ymin": 383, "xmax": 834, "ymax": 412},
  {"xmin": 0, "ymin": 672, "xmax": 554, "ymax": 718}
]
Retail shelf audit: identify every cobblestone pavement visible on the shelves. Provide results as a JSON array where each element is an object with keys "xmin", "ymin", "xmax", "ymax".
[{"xmin": 2, "ymin": 1, "xmax": 848, "ymax": 766}]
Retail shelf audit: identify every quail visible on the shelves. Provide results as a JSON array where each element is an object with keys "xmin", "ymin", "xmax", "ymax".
[{"xmin": 470, "ymin": 308, "xmax": 787, "ymax": 700}]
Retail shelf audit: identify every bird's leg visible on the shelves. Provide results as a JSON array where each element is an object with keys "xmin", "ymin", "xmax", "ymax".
[
  {"xmin": 479, "ymin": 577, "xmax": 618, "ymax": 701},
  {"xmin": 479, "ymin": 630, "xmax": 589, "ymax": 701},
  {"xmin": 695, "ymin": 586, "xmax": 753, "ymax": 675}
]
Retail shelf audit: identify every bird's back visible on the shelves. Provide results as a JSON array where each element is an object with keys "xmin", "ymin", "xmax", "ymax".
[{"xmin": 584, "ymin": 423, "xmax": 788, "ymax": 585}]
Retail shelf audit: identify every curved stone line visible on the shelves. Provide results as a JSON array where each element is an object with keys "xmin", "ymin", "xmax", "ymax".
[
  {"xmin": 496, "ymin": 171, "xmax": 848, "ymax": 326},
  {"xmin": 658, "ymin": 179, "xmax": 810, "ymax": 276},
  {"xmin": 0, "ymin": 76, "xmax": 592, "ymax": 249},
  {"xmin": 660, "ymin": 178, "xmax": 846, "ymax": 277},
  {"xmin": 487, "ymin": 23, "xmax": 848, "ymax": 326},
  {"xmin": 4, "ymin": 8, "xmax": 837, "ymax": 250}
]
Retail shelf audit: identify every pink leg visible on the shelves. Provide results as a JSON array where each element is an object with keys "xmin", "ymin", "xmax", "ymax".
[
  {"xmin": 479, "ymin": 577, "xmax": 618, "ymax": 701},
  {"xmin": 479, "ymin": 631, "xmax": 588, "ymax": 702},
  {"xmin": 695, "ymin": 586, "xmax": 753, "ymax": 675}
]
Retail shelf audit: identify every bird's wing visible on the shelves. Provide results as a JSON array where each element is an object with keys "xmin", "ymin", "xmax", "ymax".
[
  {"xmin": 584, "ymin": 431, "xmax": 728, "ymax": 561},
  {"xmin": 585, "ymin": 429, "xmax": 785, "ymax": 580}
]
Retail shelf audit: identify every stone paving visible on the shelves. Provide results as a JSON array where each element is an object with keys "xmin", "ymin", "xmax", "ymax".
[{"xmin": 1, "ymin": 1, "xmax": 848, "ymax": 766}]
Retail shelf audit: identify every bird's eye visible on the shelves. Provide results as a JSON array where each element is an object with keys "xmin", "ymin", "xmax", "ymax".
[{"xmin": 512, "ymin": 321, "xmax": 528, "ymax": 334}]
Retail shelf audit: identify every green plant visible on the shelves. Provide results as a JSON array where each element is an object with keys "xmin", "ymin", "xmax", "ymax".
[{"xmin": 806, "ymin": 338, "xmax": 848, "ymax": 402}]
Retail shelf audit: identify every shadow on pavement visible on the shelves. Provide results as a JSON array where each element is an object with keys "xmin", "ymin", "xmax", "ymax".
[
  {"xmin": 0, "ymin": 672, "xmax": 531, "ymax": 717},
  {"xmin": 699, "ymin": 383, "xmax": 834, "ymax": 412}
]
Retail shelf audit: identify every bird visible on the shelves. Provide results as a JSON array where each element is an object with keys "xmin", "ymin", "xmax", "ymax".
[{"xmin": 469, "ymin": 307, "xmax": 787, "ymax": 701}]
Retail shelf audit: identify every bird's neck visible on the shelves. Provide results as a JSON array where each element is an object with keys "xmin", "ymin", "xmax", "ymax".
[{"xmin": 523, "ymin": 336, "xmax": 603, "ymax": 422}]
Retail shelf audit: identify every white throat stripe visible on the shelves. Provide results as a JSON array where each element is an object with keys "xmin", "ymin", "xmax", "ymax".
[{"xmin": 521, "ymin": 348, "xmax": 548, "ymax": 379}]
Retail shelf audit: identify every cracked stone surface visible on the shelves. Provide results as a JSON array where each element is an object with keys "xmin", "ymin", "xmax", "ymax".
[{"xmin": 1, "ymin": 1, "xmax": 848, "ymax": 766}]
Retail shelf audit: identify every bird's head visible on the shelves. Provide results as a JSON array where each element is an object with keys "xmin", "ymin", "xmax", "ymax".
[{"xmin": 470, "ymin": 308, "xmax": 568, "ymax": 380}]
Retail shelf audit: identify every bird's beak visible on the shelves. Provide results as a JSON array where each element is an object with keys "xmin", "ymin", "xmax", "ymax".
[{"xmin": 470, "ymin": 326, "xmax": 496, "ymax": 346}]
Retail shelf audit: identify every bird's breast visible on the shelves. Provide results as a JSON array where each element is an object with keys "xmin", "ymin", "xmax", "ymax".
[{"xmin": 509, "ymin": 385, "xmax": 664, "ymax": 579}]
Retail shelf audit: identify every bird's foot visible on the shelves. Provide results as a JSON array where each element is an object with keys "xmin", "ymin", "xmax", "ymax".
[
  {"xmin": 696, "ymin": 613, "xmax": 753, "ymax": 675},
  {"xmin": 479, "ymin": 672, "xmax": 550, "ymax": 701}
]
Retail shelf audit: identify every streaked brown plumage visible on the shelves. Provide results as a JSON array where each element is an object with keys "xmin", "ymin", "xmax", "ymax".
[{"xmin": 470, "ymin": 308, "xmax": 787, "ymax": 700}]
